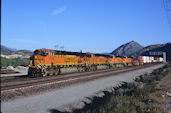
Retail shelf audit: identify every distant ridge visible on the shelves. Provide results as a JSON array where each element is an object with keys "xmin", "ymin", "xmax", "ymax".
[
  {"xmin": 133, "ymin": 44, "xmax": 164, "ymax": 57},
  {"xmin": 0, "ymin": 45, "xmax": 17, "ymax": 55},
  {"xmin": 0, "ymin": 45, "xmax": 33, "ymax": 56},
  {"xmin": 111, "ymin": 41, "xmax": 144, "ymax": 56}
]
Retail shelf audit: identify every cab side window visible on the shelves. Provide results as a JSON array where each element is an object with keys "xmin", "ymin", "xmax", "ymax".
[{"xmin": 50, "ymin": 52, "xmax": 54, "ymax": 56}]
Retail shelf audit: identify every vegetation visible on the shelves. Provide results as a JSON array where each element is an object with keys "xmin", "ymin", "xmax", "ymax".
[
  {"xmin": 73, "ymin": 64, "xmax": 171, "ymax": 113},
  {"xmin": 0, "ymin": 56, "xmax": 30, "ymax": 67}
]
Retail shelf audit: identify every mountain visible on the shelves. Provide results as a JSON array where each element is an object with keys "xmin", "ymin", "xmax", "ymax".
[
  {"xmin": 0, "ymin": 45, "xmax": 33, "ymax": 57},
  {"xmin": 14, "ymin": 50, "xmax": 33, "ymax": 56},
  {"xmin": 133, "ymin": 44, "xmax": 164, "ymax": 57},
  {"xmin": 1, "ymin": 45, "xmax": 17, "ymax": 55},
  {"xmin": 111, "ymin": 41, "xmax": 144, "ymax": 56}
]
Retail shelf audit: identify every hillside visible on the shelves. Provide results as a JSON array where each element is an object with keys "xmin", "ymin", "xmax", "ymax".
[
  {"xmin": 111, "ymin": 41, "xmax": 144, "ymax": 56},
  {"xmin": 14, "ymin": 50, "xmax": 33, "ymax": 56},
  {"xmin": 0, "ymin": 45, "xmax": 16, "ymax": 55},
  {"xmin": 0, "ymin": 45, "xmax": 33, "ymax": 57},
  {"xmin": 133, "ymin": 44, "xmax": 164, "ymax": 56}
]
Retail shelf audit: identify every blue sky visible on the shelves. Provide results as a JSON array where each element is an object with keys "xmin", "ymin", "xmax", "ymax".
[{"xmin": 2, "ymin": 0, "xmax": 171, "ymax": 53}]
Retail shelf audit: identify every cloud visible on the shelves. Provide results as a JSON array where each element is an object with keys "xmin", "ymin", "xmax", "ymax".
[{"xmin": 51, "ymin": 6, "xmax": 67, "ymax": 15}]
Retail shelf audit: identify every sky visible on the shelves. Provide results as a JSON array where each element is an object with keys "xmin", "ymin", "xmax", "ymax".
[{"xmin": 1, "ymin": 0, "xmax": 171, "ymax": 53}]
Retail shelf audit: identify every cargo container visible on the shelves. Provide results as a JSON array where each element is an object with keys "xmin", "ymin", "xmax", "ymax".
[
  {"xmin": 139, "ymin": 56, "xmax": 163, "ymax": 64},
  {"xmin": 133, "ymin": 60, "xmax": 139, "ymax": 66},
  {"xmin": 138, "ymin": 56, "xmax": 143, "ymax": 65},
  {"xmin": 141, "ymin": 56, "xmax": 150, "ymax": 63},
  {"xmin": 150, "ymin": 57, "xmax": 153, "ymax": 63},
  {"xmin": 146, "ymin": 56, "xmax": 150, "ymax": 63},
  {"xmin": 142, "ymin": 56, "xmax": 146, "ymax": 63},
  {"xmin": 154, "ymin": 57, "xmax": 157, "ymax": 62},
  {"xmin": 151, "ymin": 57, "xmax": 154, "ymax": 62},
  {"xmin": 159, "ymin": 57, "xmax": 163, "ymax": 62}
]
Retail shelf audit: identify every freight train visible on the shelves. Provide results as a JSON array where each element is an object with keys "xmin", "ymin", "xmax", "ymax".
[
  {"xmin": 28, "ymin": 49, "xmax": 164, "ymax": 77},
  {"xmin": 28, "ymin": 49, "xmax": 133, "ymax": 77}
]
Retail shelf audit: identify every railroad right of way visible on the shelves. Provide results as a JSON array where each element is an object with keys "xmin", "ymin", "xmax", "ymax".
[
  {"xmin": 1, "ymin": 63, "xmax": 163, "ymax": 102},
  {"xmin": 1, "ymin": 63, "xmax": 165, "ymax": 113}
]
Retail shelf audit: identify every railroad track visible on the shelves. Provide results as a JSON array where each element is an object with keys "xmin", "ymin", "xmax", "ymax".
[{"xmin": 1, "ymin": 63, "xmax": 160, "ymax": 91}]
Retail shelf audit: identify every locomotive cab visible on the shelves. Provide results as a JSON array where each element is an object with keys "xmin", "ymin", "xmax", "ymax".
[
  {"xmin": 28, "ymin": 49, "xmax": 51, "ymax": 77},
  {"xmin": 34, "ymin": 50, "xmax": 49, "ymax": 56},
  {"xmin": 29, "ymin": 49, "xmax": 49, "ymax": 67}
]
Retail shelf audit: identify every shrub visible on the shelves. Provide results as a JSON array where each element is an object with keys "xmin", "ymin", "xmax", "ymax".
[{"xmin": 0, "ymin": 56, "xmax": 29, "ymax": 67}]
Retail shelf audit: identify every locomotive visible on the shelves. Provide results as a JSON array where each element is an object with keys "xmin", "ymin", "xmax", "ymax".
[{"xmin": 28, "ymin": 49, "xmax": 133, "ymax": 77}]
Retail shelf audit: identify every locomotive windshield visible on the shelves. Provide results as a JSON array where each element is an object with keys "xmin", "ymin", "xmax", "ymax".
[{"xmin": 34, "ymin": 50, "xmax": 48, "ymax": 56}]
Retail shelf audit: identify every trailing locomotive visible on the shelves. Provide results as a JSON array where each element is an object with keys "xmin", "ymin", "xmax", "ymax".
[{"xmin": 28, "ymin": 49, "xmax": 133, "ymax": 77}]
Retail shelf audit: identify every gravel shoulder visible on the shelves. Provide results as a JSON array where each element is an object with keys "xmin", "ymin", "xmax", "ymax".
[
  {"xmin": 1, "ymin": 64, "xmax": 165, "ymax": 113},
  {"xmin": 1, "ymin": 67, "xmax": 28, "ymax": 77}
]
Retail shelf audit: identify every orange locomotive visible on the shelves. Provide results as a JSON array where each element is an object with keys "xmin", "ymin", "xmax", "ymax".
[{"xmin": 28, "ymin": 49, "xmax": 133, "ymax": 77}]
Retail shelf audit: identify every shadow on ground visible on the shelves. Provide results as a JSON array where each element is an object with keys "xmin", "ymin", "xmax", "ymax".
[{"xmin": 48, "ymin": 109, "xmax": 69, "ymax": 113}]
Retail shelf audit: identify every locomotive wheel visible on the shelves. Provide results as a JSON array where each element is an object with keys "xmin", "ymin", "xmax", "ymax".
[
  {"xmin": 77, "ymin": 67, "xmax": 80, "ymax": 72},
  {"xmin": 82, "ymin": 67, "xmax": 86, "ymax": 72},
  {"xmin": 95, "ymin": 66, "xmax": 97, "ymax": 70},
  {"xmin": 55, "ymin": 70, "xmax": 59, "ymax": 75},
  {"xmin": 49, "ymin": 68, "xmax": 54, "ymax": 76},
  {"xmin": 89, "ymin": 66, "xmax": 92, "ymax": 71},
  {"xmin": 77, "ymin": 67, "xmax": 83, "ymax": 72},
  {"xmin": 94, "ymin": 66, "xmax": 97, "ymax": 71},
  {"xmin": 54, "ymin": 68, "xmax": 60, "ymax": 75},
  {"xmin": 92, "ymin": 66, "xmax": 95, "ymax": 71},
  {"xmin": 43, "ymin": 71, "xmax": 49, "ymax": 77},
  {"xmin": 79, "ymin": 67, "xmax": 84, "ymax": 72},
  {"xmin": 85, "ymin": 67, "xmax": 88, "ymax": 71},
  {"xmin": 42, "ymin": 68, "xmax": 50, "ymax": 77},
  {"xmin": 92, "ymin": 66, "xmax": 96, "ymax": 71}
]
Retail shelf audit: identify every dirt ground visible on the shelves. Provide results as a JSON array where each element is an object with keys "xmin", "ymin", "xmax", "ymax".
[{"xmin": 155, "ymin": 67, "xmax": 171, "ymax": 113}]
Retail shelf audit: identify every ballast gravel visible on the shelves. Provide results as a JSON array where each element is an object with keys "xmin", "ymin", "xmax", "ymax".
[{"xmin": 1, "ymin": 64, "xmax": 165, "ymax": 113}]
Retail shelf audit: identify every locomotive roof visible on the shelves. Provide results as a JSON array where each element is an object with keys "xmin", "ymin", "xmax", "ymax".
[{"xmin": 36, "ymin": 49, "xmax": 113, "ymax": 58}]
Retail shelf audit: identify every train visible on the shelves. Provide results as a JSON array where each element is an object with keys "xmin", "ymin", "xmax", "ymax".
[
  {"xmin": 28, "ymin": 49, "xmax": 133, "ymax": 77},
  {"xmin": 28, "ymin": 49, "xmax": 164, "ymax": 77}
]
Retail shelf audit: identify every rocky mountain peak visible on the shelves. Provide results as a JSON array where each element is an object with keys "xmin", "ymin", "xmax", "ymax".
[{"xmin": 111, "ymin": 41, "xmax": 144, "ymax": 56}]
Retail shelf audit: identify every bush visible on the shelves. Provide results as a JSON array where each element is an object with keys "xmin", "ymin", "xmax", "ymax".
[{"xmin": 0, "ymin": 57, "xmax": 29, "ymax": 67}]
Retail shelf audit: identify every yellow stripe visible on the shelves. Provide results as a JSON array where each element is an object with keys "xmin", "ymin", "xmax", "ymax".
[{"xmin": 54, "ymin": 55, "xmax": 77, "ymax": 57}]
